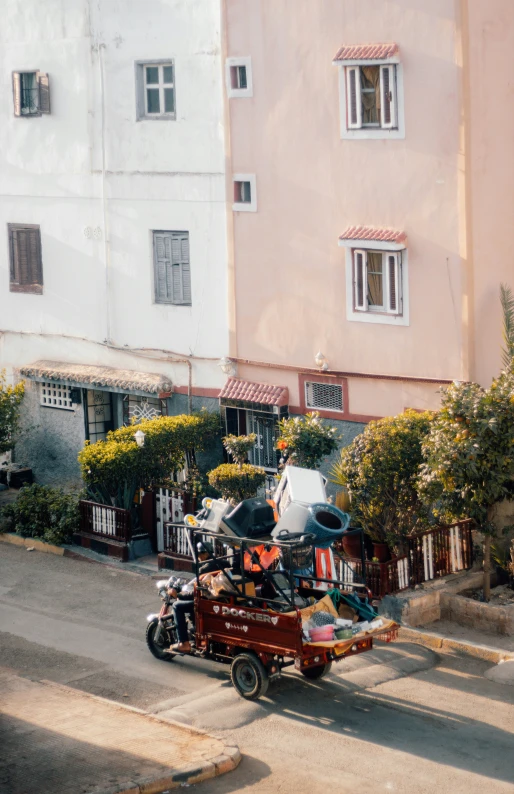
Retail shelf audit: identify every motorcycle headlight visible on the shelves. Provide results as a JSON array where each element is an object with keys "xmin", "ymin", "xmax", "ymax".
[{"xmin": 156, "ymin": 580, "xmax": 169, "ymax": 590}]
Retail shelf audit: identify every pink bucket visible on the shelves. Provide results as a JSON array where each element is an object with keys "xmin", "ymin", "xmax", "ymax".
[{"xmin": 309, "ymin": 625, "xmax": 334, "ymax": 642}]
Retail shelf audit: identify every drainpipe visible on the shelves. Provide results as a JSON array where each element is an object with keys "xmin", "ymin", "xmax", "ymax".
[{"xmin": 99, "ymin": 43, "xmax": 112, "ymax": 344}]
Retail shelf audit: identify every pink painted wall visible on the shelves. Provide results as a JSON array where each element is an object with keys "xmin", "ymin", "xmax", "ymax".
[
  {"xmin": 466, "ymin": 0, "xmax": 514, "ymax": 386},
  {"xmin": 226, "ymin": 0, "xmax": 465, "ymax": 387}
]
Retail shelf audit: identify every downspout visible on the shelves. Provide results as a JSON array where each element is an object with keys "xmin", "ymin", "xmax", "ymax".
[
  {"xmin": 99, "ymin": 43, "xmax": 112, "ymax": 344},
  {"xmin": 457, "ymin": 0, "xmax": 475, "ymax": 382}
]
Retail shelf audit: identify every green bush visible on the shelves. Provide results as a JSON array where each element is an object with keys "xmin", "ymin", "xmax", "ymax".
[
  {"xmin": 1, "ymin": 484, "xmax": 79, "ymax": 545},
  {"xmin": 78, "ymin": 410, "xmax": 221, "ymax": 508},
  {"xmin": 331, "ymin": 410, "xmax": 433, "ymax": 550},
  {"xmin": 0, "ymin": 370, "xmax": 24, "ymax": 455},
  {"xmin": 222, "ymin": 434, "xmax": 256, "ymax": 469},
  {"xmin": 207, "ymin": 463, "xmax": 266, "ymax": 504},
  {"xmin": 277, "ymin": 412, "xmax": 339, "ymax": 470}
]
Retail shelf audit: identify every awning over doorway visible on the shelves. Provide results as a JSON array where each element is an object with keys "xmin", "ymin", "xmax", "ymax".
[
  {"xmin": 219, "ymin": 377, "xmax": 288, "ymax": 407},
  {"xmin": 20, "ymin": 360, "xmax": 173, "ymax": 397}
]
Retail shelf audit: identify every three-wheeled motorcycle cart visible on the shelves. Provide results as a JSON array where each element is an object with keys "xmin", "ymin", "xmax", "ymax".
[{"xmin": 147, "ymin": 527, "xmax": 398, "ymax": 699}]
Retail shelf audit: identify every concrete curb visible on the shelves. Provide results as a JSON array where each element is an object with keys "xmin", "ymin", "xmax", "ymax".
[
  {"xmin": 399, "ymin": 626, "xmax": 514, "ymax": 663},
  {"xmin": 0, "ymin": 531, "xmax": 64, "ymax": 555},
  {"xmin": 38, "ymin": 679, "xmax": 241, "ymax": 794}
]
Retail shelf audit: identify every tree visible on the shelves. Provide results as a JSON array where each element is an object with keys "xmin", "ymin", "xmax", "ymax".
[
  {"xmin": 0, "ymin": 371, "xmax": 24, "ymax": 455},
  {"xmin": 222, "ymin": 433, "xmax": 256, "ymax": 470},
  {"xmin": 78, "ymin": 410, "xmax": 220, "ymax": 508},
  {"xmin": 418, "ymin": 374, "xmax": 514, "ymax": 600},
  {"xmin": 330, "ymin": 410, "xmax": 433, "ymax": 551},
  {"xmin": 276, "ymin": 412, "xmax": 339, "ymax": 470}
]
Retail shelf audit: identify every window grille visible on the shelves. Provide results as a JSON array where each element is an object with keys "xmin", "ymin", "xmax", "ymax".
[
  {"xmin": 123, "ymin": 394, "xmax": 166, "ymax": 425},
  {"xmin": 305, "ymin": 381, "xmax": 344, "ymax": 412},
  {"xmin": 40, "ymin": 382, "xmax": 74, "ymax": 410}
]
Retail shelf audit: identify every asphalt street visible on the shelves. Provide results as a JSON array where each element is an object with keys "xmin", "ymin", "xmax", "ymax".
[{"xmin": 1, "ymin": 544, "xmax": 513, "ymax": 794}]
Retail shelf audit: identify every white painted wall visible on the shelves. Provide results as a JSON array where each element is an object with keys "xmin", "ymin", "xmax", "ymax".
[{"xmin": 0, "ymin": 0, "xmax": 228, "ymax": 386}]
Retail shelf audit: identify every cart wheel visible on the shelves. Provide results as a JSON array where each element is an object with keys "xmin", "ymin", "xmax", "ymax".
[
  {"xmin": 300, "ymin": 661, "xmax": 332, "ymax": 680},
  {"xmin": 146, "ymin": 619, "xmax": 173, "ymax": 662},
  {"xmin": 231, "ymin": 653, "xmax": 269, "ymax": 700}
]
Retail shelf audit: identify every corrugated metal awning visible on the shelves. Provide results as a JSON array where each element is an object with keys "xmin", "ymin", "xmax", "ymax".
[{"xmin": 20, "ymin": 360, "xmax": 173, "ymax": 396}]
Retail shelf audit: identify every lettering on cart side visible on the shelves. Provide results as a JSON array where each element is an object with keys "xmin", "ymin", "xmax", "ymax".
[{"xmin": 221, "ymin": 606, "xmax": 279, "ymax": 626}]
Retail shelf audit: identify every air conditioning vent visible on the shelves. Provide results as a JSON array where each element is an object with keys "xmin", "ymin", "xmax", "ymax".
[{"xmin": 305, "ymin": 381, "xmax": 343, "ymax": 412}]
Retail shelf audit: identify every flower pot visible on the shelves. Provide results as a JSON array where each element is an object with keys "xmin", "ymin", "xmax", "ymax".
[
  {"xmin": 342, "ymin": 533, "xmax": 362, "ymax": 559},
  {"xmin": 372, "ymin": 542, "xmax": 391, "ymax": 563}
]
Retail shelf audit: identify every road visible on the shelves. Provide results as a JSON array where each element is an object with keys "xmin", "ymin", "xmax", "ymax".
[{"xmin": 1, "ymin": 544, "xmax": 513, "ymax": 794}]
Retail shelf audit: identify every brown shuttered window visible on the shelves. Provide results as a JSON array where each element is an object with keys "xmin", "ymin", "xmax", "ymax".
[{"xmin": 8, "ymin": 224, "xmax": 43, "ymax": 294}]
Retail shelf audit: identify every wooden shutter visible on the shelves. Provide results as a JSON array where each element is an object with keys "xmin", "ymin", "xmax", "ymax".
[
  {"xmin": 37, "ymin": 72, "xmax": 50, "ymax": 114},
  {"xmin": 12, "ymin": 72, "xmax": 21, "ymax": 116},
  {"xmin": 170, "ymin": 233, "xmax": 191, "ymax": 305},
  {"xmin": 353, "ymin": 249, "xmax": 367, "ymax": 311},
  {"xmin": 346, "ymin": 67, "xmax": 361, "ymax": 129},
  {"xmin": 9, "ymin": 225, "xmax": 43, "ymax": 293},
  {"xmin": 180, "ymin": 234, "xmax": 192, "ymax": 304},
  {"xmin": 380, "ymin": 65, "xmax": 396, "ymax": 129},
  {"xmin": 154, "ymin": 232, "xmax": 171, "ymax": 303},
  {"xmin": 387, "ymin": 253, "xmax": 400, "ymax": 313}
]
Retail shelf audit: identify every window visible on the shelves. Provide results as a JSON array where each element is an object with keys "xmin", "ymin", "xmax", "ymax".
[
  {"xmin": 233, "ymin": 174, "xmax": 257, "ymax": 212},
  {"xmin": 333, "ymin": 45, "xmax": 404, "ymax": 139},
  {"xmin": 136, "ymin": 61, "xmax": 175, "ymax": 120},
  {"xmin": 346, "ymin": 65, "xmax": 396, "ymax": 130},
  {"xmin": 305, "ymin": 381, "xmax": 344, "ymax": 413},
  {"xmin": 86, "ymin": 391, "xmax": 114, "ymax": 444},
  {"xmin": 8, "ymin": 224, "xmax": 43, "ymax": 294},
  {"xmin": 153, "ymin": 231, "xmax": 191, "ymax": 305},
  {"xmin": 234, "ymin": 180, "xmax": 252, "ymax": 204},
  {"xmin": 123, "ymin": 394, "xmax": 167, "ymax": 424},
  {"xmin": 40, "ymin": 382, "xmax": 73, "ymax": 410},
  {"xmin": 231, "ymin": 65, "xmax": 247, "ymax": 90},
  {"xmin": 226, "ymin": 57, "xmax": 253, "ymax": 98},
  {"xmin": 353, "ymin": 249, "xmax": 401, "ymax": 315},
  {"xmin": 13, "ymin": 71, "xmax": 50, "ymax": 117}
]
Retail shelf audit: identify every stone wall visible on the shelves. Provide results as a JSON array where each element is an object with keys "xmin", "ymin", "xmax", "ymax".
[
  {"xmin": 14, "ymin": 380, "xmax": 85, "ymax": 489},
  {"xmin": 440, "ymin": 592, "xmax": 514, "ymax": 636}
]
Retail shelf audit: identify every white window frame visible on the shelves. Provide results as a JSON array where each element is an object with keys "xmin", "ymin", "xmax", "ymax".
[
  {"xmin": 233, "ymin": 174, "xmax": 257, "ymax": 212},
  {"xmin": 339, "ymin": 238, "xmax": 409, "ymax": 326},
  {"xmin": 335, "ymin": 58, "xmax": 405, "ymax": 140},
  {"xmin": 226, "ymin": 56, "xmax": 253, "ymax": 98},
  {"xmin": 40, "ymin": 382, "xmax": 74, "ymax": 410},
  {"xmin": 135, "ymin": 60, "xmax": 176, "ymax": 121}
]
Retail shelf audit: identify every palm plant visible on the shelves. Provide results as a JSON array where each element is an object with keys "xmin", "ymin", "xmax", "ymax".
[{"xmin": 500, "ymin": 283, "xmax": 514, "ymax": 369}]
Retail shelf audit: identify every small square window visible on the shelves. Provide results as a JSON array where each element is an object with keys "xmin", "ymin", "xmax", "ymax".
[
  {"xmin": 234, "ymin": 180, "xmax": 251, "ymax": 204},
  {"xmin": 40, "ymin": 382, "xmax": 74, "ymax": 410},
  {"xmin": 226, "ymin": 57, "xmax": 253, "ymax": 98},
  {"xmin": 136, "ymin": 61, "xmax": 176, "ymax": 120},
  {"xmin": 352, "ymin": 249, "xmax": 402, "ymax": 315},
  {"xmin": 13, "ymin": 71, "xmax": 50, "ymax": 117},
  {"xmin": 232, "ymin": 174, "xmax": 257, "ymax": 212}
]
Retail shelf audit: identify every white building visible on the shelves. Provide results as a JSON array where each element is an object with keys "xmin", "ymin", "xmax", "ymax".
[{"xmin": 0, "ymin": 0, "xmax": 228, "ymax": 484}]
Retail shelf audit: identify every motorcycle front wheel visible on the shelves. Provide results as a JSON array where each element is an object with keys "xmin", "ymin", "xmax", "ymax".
[{"xmin": 146, "ymin": 618, "xmax": 174, "ymax": 662}]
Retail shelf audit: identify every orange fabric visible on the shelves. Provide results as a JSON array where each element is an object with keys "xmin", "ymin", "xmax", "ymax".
[
  {"xmin": 244, "ymin": 544, "xmax": 280, "ymax": 572},
  {"xmin": 267, "ymin": 498, "xmax": 279, "ymax": 523},
  {"xmin": 315, "ymin": 548, "xmax": 337, "ymax": 589}
]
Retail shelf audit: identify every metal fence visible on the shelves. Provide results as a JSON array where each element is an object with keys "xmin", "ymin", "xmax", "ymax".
[
  {"xmin": 337, "ymin": 520, "xmax": 474, "ymax": 599},
  {"xmin": 79, "ymin": 500, "xmax": 132, "ymax": 543}
]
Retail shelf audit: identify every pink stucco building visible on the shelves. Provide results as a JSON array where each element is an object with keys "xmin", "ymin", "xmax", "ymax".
[{"xmin": 218, "ymin": 0, "xmax": 514, "ymax": 471}]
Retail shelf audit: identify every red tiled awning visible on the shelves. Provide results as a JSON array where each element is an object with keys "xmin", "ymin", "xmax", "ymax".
[
  {"xmin": 333, "ymin": 43, "xmax": 399, "ymax": 62},
  {"xmin": 219, "ymin": 378, "xmax": 289, "ymax": 407},
  {"xmin": 339, "ymin": 226, "xmax": 407, "ymax": 245}
]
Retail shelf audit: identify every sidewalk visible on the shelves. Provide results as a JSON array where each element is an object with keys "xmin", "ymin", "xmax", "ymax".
[{"xmin": 0, "ymin": 671, "xmax": 240, "ymax": 794}]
